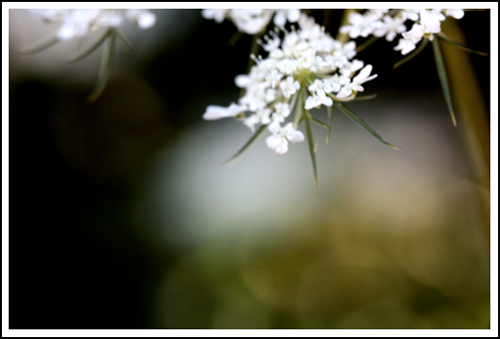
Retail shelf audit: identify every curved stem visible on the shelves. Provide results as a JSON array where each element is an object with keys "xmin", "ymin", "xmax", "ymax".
[{"xmin": 87, "ymin": 32, "xmax": 116, "ymax": 103}]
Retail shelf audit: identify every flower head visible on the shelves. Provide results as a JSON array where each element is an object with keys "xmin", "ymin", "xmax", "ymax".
[
  {"xmin": 372, "ymin": 15, "xmax": 407, "ymax": 42},
  {"xmin": 340, "ymin": 11, "xmax": 384, "ymax": 39},
  {"xmin": 274, "ymin": 9, "xmax": 301, "ymax": 27},
  {"xmin": 202, "ymin": 9, "xmax": 301, "ymax": 35},
  {"xmin": 204, "ymin": 13, "xmax": 378, "ymax": 155},
  {"xmin": 337, "ymin": 8, "xmax": 465, "ymax": 56},
  {"xmin": 28, "ymin": 9, "xmax": 156, "ymax": 41},
  {"xmin": 336, "ymin": 65, "xmax": 377, "ymax": 99},
  {"xmin": 280, "ymin": 76, "xmax": 301, "ymax": 99},
  {"xmin": 201, "ymin": 9, "xmax": 229, "ymax": 23},
  {"xmin": 393, "ymin": 37, "xmax": 418, "ymax": 55}
]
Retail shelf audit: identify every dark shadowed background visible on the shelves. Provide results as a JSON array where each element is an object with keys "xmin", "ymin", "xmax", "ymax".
[{"xmin": 8, "ymin": 9, "xmax": 492, "ymax": 329}]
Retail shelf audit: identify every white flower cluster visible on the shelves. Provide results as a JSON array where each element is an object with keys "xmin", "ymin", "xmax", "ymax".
[
  {"xmin": 203, "ymin": 14, "xmax": 377, "ymax": 155},
  {"xmin": 340, "ymin": 9, "xmax": 464, "ymax": 55},
  {"xmin": 202, "ymin": 9, "xmax": 301, "ymax": 34},
  {"xmin": 28, "ymin": 9, "xmax": 156, "ymax": 41}
]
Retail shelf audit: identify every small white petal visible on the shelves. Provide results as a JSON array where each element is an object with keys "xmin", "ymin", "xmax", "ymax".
[
  {"xmin": 266, "ymin": 134, "xmax": 288, "ymax": 154},
  {"xmin": 274, "ymin": 141, "xmax": 289, "ymax": 154},
  {"xmin": 304, "ymin": 96, "xmax": 318, "ymax": 110},
  {"xmin": 284, "ymin": 123, "xmax": 303, "ymax": 140},
  {"xmin": 268, "ymin": 120, "xmax": 281, "ymax": 134},
  {"xmin": 356, "ymin": 65, "xmax": 373, "ymax": 81},
  {"xmin": 287, "ymin": 9, "xmax": 301, "ymax": 23},
  {"xmin": 336, "ymin": 86, "xmax": 352, "ymax": 99},
  {"xmin": 322, "ymin": 95, "xmax": 333, "ymax": 107},
  {"xmin": 137, "ymin": 12, "xmax": 156, "ymax": 29},
  {"xmin": 57, "ymin": 24, "xmax": 77, "ymax": 40},
  {"xmin": 202, "ymin": 103, "xmax": 244, "ymax": 120},
  {"xmin": 235, "ymin": 75, "xmax": 251, "ymax": 88},
  {"xmin": 273, "ymin": 11, "xmax": 287, "ymax": 26}
]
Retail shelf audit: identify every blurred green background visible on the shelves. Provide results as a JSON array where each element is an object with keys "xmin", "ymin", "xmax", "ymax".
[{"xmin": 8, "ymin": 9, "xmax": 491, "ymax": 329}]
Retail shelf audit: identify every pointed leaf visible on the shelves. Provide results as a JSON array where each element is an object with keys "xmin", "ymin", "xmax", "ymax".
[
  {"xmin": 326, "ymin": 105, "xmax": 335, "ymax": 146},
  {"xmin": 225, "ymin": 124, "xmax": 267, "ymax": 164},
  {"xmin": 304, "ymin": 116, "xmax": 318, "ymax": 188},
  {"xmin": 19, "ymin": 33, "xmax": 59, "ymax": 54},
  {"xmin": 309, "ymin": 115, "xmax": 330, "ymax": 129},
  {"xmin": 68, "ymin": 29, "xmax": 111, "ymax": 63},
  {"xmin": 87, "ymin": 33, "xmax": 116, "ymax": 103},
  {"xmin": 336, "ymin": 102, "xmax": 402, "ymax": 150},
  {"xmin": 432, "ymin": 38, "xmax": 457, "ymax": 126},
  {"xmin": 228, "ymin": 30, "xmax": 243, "ymax": 46},
  {"xmin": 113, "ymin": 29, "xmax": 134, "ymax": 52},
  {"xmin": 393, "ymin": 38, "xmax": 429, "ymax": 70},
  {"xmin": 436, "ymin": 32, "xmax": 488, "ymax": 56},
  {"xmin": 352, "ymin": 94, "xmax": 377, "ymax": 101}
]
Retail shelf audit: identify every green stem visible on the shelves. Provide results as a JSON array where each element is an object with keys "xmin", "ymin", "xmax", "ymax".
[
  {"xmin": 432, "ymin": 38, "xmax": 457, "ymax": 126},
  {"xmin": 326, "ymin": 105, "xmax": 335, "ymax": 146},
  {"xmin": 356, "ymin": 36, "xmax": 378, "ymax": 53},
  {"xmin": 393, "ymin": 38, "xmax": 429, "ymax": 70},
  {"xmin": 246, "ymin": 33, "xmax": 261, "ymax": 74},
  {"xmin": 20, "ymin": 33, "xmax": 59, "ymax": 54},
  {"xmin": 68, "ymin": 29, "xmax": 111, "ymax": 63},
  {"xmin": 113, "ymin": 29, "xmax": 134, "ymax": 52},
  {"xmin": 304, "ymin": 114, "xmax": 318, "ymax": 188},
  {"xmin": 335, "ymin": 102, "xmax": 402, "ymax": 150},
  {"xmin": 436, "ymin": 32, "xmax": 488, "ymax": 56},
  {"xmin": 293, "ymin": 87, "xmax": 304, "ymax": 129},
  {"xmin": 336, "ymin": 9, "xmax": 356, "ymax": 43},
  {"xmin": 225, "ymin": 124, "xmax": 268, "ymax": 164},
  {"xmin": 228, "ymin": 30, "xmax": 243, "ymax": 46},
  {"xmin": 87, "ymin": 32, "xmax": 116, "ymax": 103}
]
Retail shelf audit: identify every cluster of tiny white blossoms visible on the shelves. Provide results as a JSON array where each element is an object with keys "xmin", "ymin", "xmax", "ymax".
[
  {"xmin": 203, "ymin": 13, "xmax": 377, "ymax": 155},
  {"xmin": 340, "ymin": 9, "xmax": 465, "ymax": 55},
  {"xmin": 201, "ymin": 9, "xmax": 301, "ymax": 34},
  {"xmin": 24, "ymin": 9, "xmax": 157, "ymax": 102},
  {"xmin": 28, "ymin": 9, "xmax": 156, "ymax": 41}
]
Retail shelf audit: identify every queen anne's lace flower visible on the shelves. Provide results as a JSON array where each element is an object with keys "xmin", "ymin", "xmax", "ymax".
[
  {"xmin": 271, "ymin": 102, "xmax": 291, "ymax": 123},
  {"xmin": 338, "ymin": 9, "xmax": 465, "ymax": 56},
  {"xmin": 126, "ymin": 9, "xmax": 157, "ymax": 29},
  {"xmin": 395, "ymin": 8, "xmax": 463, "ymax": 54},
  {"xmin": 25, "ymin": 9, "xmax": 157, "ymax": 102},
  {"xmin": 445, "ymin": 9, "xmax": 465, "ymax": 19},
  {"xmin": 201, "ymin": 9, "xmax": 229, "ymax": 23},
  {"xmin": 305, "ymin": 89, "xmax": 333, "ymax": 109},
  {"xmin": 28, "ymin": 9, "xmax": 156, "ymax": 41},
  {"xmin": 274, "ymin": 10, "xmax": 301, "ymax": 27},
  {"xmin": 339, "ymin": 11, "xmax": 384, "ymax": 39},
  {"xmin": 56, "ymin": 9, "xmax": 102, "ymax": 40},
  {"xmin": 336, "ymin": 65, "xmax": 377, "ymax": 99},
  {"xmin": 393, "ymin": 37, "xmax": 418, "ymax": 55},
  {"xmin": 203, "ymin": 13, "xmax": 378, "ymax": 155},
  {"xmin": 402, "ymin": 23, "xmax": 427, "ymax": 44},
  {"xmin": 280, "ymin": 76, "xmax": 301, "ymax": 99},
  {"xmin": 372, "ymin": 15, "xmax": 406, "ymax": 42},
  {"xmin": 202, "ymin": 9, "xmax": 300, "ymax": 34},
  {"xmin": 229, "ymin": 9, "xmax": 274, "ymax": 35}
]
